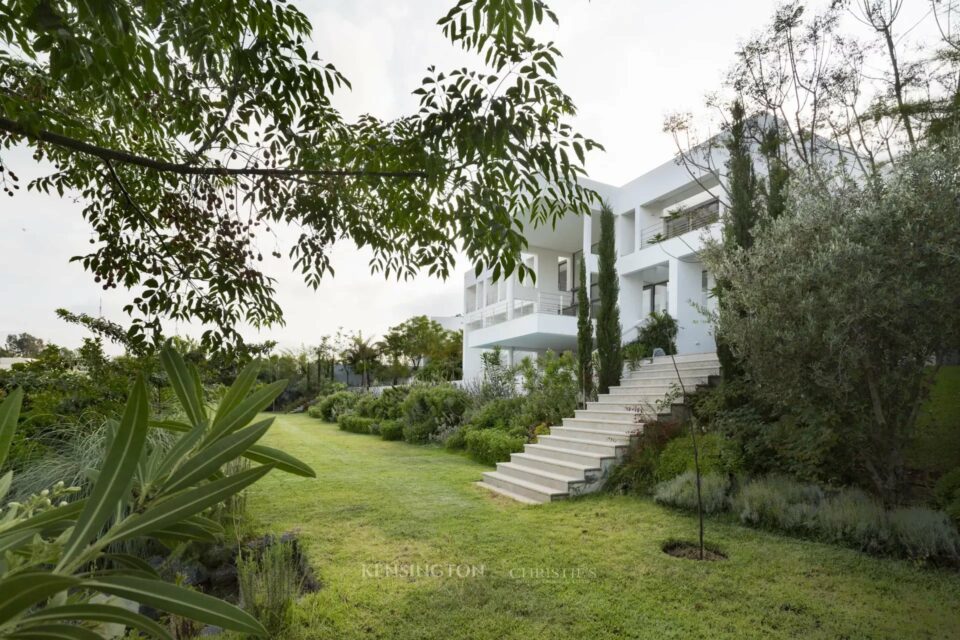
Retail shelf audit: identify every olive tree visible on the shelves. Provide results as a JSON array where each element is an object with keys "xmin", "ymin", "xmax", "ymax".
[{"xmin": 704, "ymin": 137, "xmax": 960, "ymax": 504}]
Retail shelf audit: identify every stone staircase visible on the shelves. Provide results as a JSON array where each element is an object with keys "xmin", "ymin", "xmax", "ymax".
[{"xmin": 477, "ymin": 352, "xmax": 720, "ymax": 504}]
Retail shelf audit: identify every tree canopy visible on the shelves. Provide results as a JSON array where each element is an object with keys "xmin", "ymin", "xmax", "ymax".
[{"xmin": 0, "ymin": 0, "xmax": 599, "ymax": 352}]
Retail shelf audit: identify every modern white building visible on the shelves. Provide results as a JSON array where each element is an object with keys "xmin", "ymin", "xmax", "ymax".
[{"xmin": 462, "ymin": 151, "xmax": 726, "ymax": 381}]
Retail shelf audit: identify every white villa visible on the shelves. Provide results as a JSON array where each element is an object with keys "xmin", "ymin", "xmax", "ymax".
[{"xmin": 462, "ymin": 151, "xmax": 726, "ymax": 382}]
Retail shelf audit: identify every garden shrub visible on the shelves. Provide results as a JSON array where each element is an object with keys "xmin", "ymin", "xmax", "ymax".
[
  {"xmin": 653, "ymin": 471, "xmax": 730, "ymax": 514},
  {"xmin": 635, "ymin": 310, "xmax": 678, "ymax": 355},
  {"xmin": 655, "ymin": 432, "xmax": 738, "ymax": 481},
  {"xmin": 934, "ymin": 468, "xmax": 960, "ymax": 527},
  {"xmin": 318, "ymin": 390, "xmax": 358, "ymax": 422},
  {"xmin": 374, "ymin": 386, "xmax": 410, "ymax": 420},
  {"xmin": 887, "ymin": 507, "xmax": 959, "ymax": 561},
  {"xmin": 338, "ymin": 413, "xmax": 375, "ymax": 434},
  {"xmin": 813, "ymin": 488, "xmax": 887, "ymax": 552},
  {"xmin": 465, "ymin": 428, "xmax": 526, "ymax": 466},
  {"xmin": 306, "ymin": 404, "xmax": 324, "ymax": 419},
  {"xmin": 731, "ymin": 475, "xmax": 824, "ymax": 531},
  {"xmin": 516, "ymin": 350, "xmax": 578, "ymax": 429},
  {"xmin": 603, "ymin": 419, "xmax": 679, "ymax": 495},
  {"xmin": 352, "ymin": 393, "xmax": 379, "ymax": 418},
  {"xmin": 238, "ymin": 540, "xmax": 304, "ymax": 638},
  {"xmin": 401, "ymin": 384, "xmax": 470, "ymax": 443},
  {"xmin": 463, "ymin": 397, "xmax": 525, "ymax": 432},
  {"xmin": 379, "ymin": 419, "xmax": 404, "ymax": 441}
]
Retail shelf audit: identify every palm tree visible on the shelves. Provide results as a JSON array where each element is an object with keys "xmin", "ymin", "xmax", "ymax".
[{"xmin": 342, "ymin": 332, "xmax": 380, "ymax": 389}]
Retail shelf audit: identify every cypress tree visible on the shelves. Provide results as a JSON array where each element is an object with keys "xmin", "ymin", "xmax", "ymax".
[
  {"xmin": 595, "ymin": 203, "xmax": 622, "ymax": 395},
  {"xmin": 718, "ymin": 99, "xmax": 759, "ymax": 378},
  {"xmin": 576, "ymin": 257, "xmax": 594, "ymax": 401},
  {"xmin": 723, "ymin": 100, "xmax": 759, "ymax": 250},
  {"xmin": 761, "ymin": 125, "xmax": 789, "ymax": 220}
]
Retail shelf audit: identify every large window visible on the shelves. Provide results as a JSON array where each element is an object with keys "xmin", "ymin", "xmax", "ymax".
[
  {"xmin": 558, "ymin": 257, "xmax": 569, "ymax": 291},
  {"xmin": 641, "ymin": 281, "xmax": 669, "ymax": 315}
]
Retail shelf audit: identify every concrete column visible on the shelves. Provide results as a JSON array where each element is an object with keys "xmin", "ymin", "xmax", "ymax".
[
  {"xmin": 670, "ymin": 258, "xmax": 712, "ymax": 354},
  {"xmin": 506, "ymin": 273, "xmax": 515, "ymax": 320}
]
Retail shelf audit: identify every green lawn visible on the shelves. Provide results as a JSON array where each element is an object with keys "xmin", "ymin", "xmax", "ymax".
[{"xmin": 246, "ymin": 414, "xmax": 960, "ymax": 640}]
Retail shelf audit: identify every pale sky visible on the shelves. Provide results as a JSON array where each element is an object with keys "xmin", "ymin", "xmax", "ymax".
[{"xmin": 0, "ymin": 0, "xmax": 871, "ymax": 351}]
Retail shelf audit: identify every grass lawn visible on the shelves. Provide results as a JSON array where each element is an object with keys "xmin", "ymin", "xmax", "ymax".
[{"xmin": 246, "ymin": 414, "xmax": 960, "ymax": 640}]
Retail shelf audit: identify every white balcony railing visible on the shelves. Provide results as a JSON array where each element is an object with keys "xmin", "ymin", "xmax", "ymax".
[{"xmin": 464, "ymin": 291, "xmax": 572, "ymax": 330}]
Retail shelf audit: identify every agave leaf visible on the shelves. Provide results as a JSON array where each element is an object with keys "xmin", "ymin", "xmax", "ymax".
[
  {"xmin": 245, "ymin": 443, "xmax": 315, "ymax": 478},
  {"xmin": 0, "ymin": 387, "xmax": 24, "ymax": 471},
  {"xmin": 160, "ymin": 347, "xmax": 207, "ymax": 429},
  {"xmin": 5, "ymin": 499, "xmax": 85, "ymax": 535},
  {"xmin": 85, "ymin": 575, "xmax": 267, "ymax": 636},
  {"xmin": 20, "ymin": 604, "xmax": 173, "ymax": 640},
  {"xmin": 211, "ymin": 360, "xmax": 260, "ymax": 427},
  {"xmin": 0, "ymin": 572, "xmax": 79, "ymax": 625},
  {"xmin": 58, "ymin": 377, "xmax": 150, "ymax": 569},
  {"xmin": 162, "ymin": 419, "xmax": 272, "ymax": 494},
  {"xmin": 103, "ymin": 464, "xmax": 272, "ymax": 544},
  {"xmin": 205, "ymin": 381, "xmax": 286, "ymax": 444},
  {"xmin": 6, "ymin": 623, "xmax": 102, "ymax": 639},
  {"xmin": 0, "ymin": 469, "xmax": 12, "ymax": 503}
]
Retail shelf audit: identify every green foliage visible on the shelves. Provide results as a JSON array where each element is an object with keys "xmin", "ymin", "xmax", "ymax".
[
  {"xmin": 338, "ymin": 414, "xmax": 375, "ymax": 435},
  {"xmin": 317, "ymin": 391, "xmax": 359, "ymax": 422},
  {"xmin": 622, "ymin": 340, "xmax": 650, "ymax": 372},
  {"xmin": 373, "ymin": 386, "xmax": 411, "ymax": 421},
  {"xmin": 911, "ymin": 366, "xmax": 960, "ymax": 475},
  {"xmin": 604, "ymin": 419, "xmax": 680, "ymax": 495},
  {"xmin": 400, "ymin": 385, "xmax": 470, "ymax": 444},
  {"xmin": 237, "ymin": 540, "xmax": 304, "ymax": 638},
  {"xmin": 653, "ymin": 472, "xmax": 731, "ymax": 515},
  {"xmin": 0, "ymin": 0, "xmax": 598, "ymax": 351},
  {"xmin": 576, "ymin": 258, "xmax": 594, "ymax": 400},
  {"xmin": 705, "ymin": 139, "xmax": 960, "ymax": 503},
  {"xmin": 635, "ymin": 310, "xmax": 678, "ymax": 356},
  {"xmin": 595, "ymin": 203, "xmax": 622, "ymax": 395},
  {"xmin": 379, "ymin": 420, "xmax": 404, "ymax": 442},
  {"xmin": 516, "ymin": 350, "xmax": 578, "ymax": 429},
  {"xmin": 655, "ymin": 432, "xmax": 738, "ymax": 482},
  {"xmin": 731, "ymin": 475, "xmax": 824, "ymax": 531},
  {"xmin": 464, "ymin": 429, "xmax": 526, "ymax": 466},
  {"xmin": 934, "ymin": 468, "xmax": 960, "ymax": 527},
  {"xmin": 731, "ymin": 477, "xmax": 960, "ymax": 562},
  {"xmin": 0, "ymin": 347, "xmax": 315, "ymax": 638},
  {"xmin": 463, "ymin": 397, "xmax": 526, "ymax": 433},
  {"xmin": 723, "ymin": 100, "xmax": 759, "ymax": 251}
]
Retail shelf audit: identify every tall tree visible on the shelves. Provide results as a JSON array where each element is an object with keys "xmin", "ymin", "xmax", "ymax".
[
  {"xmin": 576, "ymin": 256, "xmax": 593, "ymax": 401},
  {"xmin": 595, "ymin": 203, "xmax": 621, "ymax": 395},
  {"xmin": 717, "ymin": 100, "xmax": 758, "ymax": 379},
  {"xmin": 0, "ymin": 0, "xmax": 599, "ymax": 352},
  {"xmin": 3, "ymin": 332, "xmax": 45, "ymax": 358},
  {"xmin": 723, "ymin": 100, "xmax": 758, "ymax": 250}
]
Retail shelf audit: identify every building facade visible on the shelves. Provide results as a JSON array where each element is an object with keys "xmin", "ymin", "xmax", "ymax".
[{"xmin": 462, "ymin": 152, "xmax": 726, "ymax": 382}]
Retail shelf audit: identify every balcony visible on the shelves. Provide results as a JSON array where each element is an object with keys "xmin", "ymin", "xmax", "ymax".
[
  {"xmin": 465, "ymin": 291, "xmax": 578, "ymax": 352},
  {"xmin": 639, "ymin": 199, "xmax": 719, "ymax": 247}
]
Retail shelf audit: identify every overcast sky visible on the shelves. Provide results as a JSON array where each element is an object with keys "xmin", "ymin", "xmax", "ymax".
[{"xmin": 0, "ymin": 0, "xmax": 834, "ymax": 351}]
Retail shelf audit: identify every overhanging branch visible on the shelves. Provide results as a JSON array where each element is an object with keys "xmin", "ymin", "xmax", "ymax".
[{"xmin": 0, "ymin": 116, "xmax": 428, "ymax": 180}]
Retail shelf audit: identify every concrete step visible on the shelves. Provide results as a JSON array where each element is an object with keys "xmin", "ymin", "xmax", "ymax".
[
  {"xmin": 550, "ymin": 426, "xmax": 633, "ymax": 444},
  {"xmin": 475, "ymin": 481, "xmax": 542, "ymax": 505},
  {"xmin": 622, "ymin": 368, "xmax": 719, "ymax": 382},
  {"xmin": 607, "ymin": 385, "xmax": 683, "ymax": 397},
  {"xmin": 560, "ymin": 419, "xmax": 636, "ymax": 434},
  {"xmin": 523, "ymin": 443, "xmax": 612, "ymax": 468},
  {"xmin": 480, "ymin": 471, "xmax": 567, "ymax": 503},
  {"xmin": 615, "ymin": 377, "xmax": 710, "ymax": 390},
  {"xmin": 536, "ymin": 435, "xmax": 625, "ymax": 457},
  {"xmin": 575, "ymin": 408, "xmax": 643, "ymax": 422},
  {"xmin": 587, "ymin": 400, "xmax": 663, "ymax": 415},
  {"xmin": 510, "ymin": 452, "xmax": 600, "ymax": 480},
  {"xmin": 495, "ymin": 461, "xmax": 583, "ymax": 492}
]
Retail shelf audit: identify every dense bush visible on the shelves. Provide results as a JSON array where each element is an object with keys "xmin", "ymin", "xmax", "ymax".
[
  {"xmin": 729, "ymin": 476, "xmax": 960, "ymax": 562},
  {"xmin": 934, "ymin": 468, "xmax": 960, "ymax": 527},
  {"xmin": 636, "ymin": 310, "xmax": 678, "ymax": 356},
  {"xmin": 463, "ymin": 397, "xmax": 526, "ymax": 432},
  {"xmin": 351, "ymin": 393, "xmax": 379, "ymax": 418},
  {"xmin": 465, "ymin": 428, "xmax": 527, "ymax": 466},
  {"xmin": 379, "ymin": 419, "xmax": 404, "ymax": 441},
  {"xmin": 374, "ymin": 386, "xmax": 411, "ymax": 420},
  {"xmin": 731, "ymin": 475, "xmax": 824, "ymax": 531},
  {"xmin": 516, "ymin": 350, "xmax": 578, "ymax": 429},
  {"xmin": 338, "ymin": 414, "xmax": 376, "ymax": 434},
  {"xmin": 655, "ymin": 432, "xmax": 739, "ymax": 481},
  {"xmin": 653, "ymin": 471, "xmax": 731, "ymax": 514},
  {"xmin": 604, "ymin": 419, "xmax": 679, "ymax": 494},
  {"xmin": 400, "ymin": 384, "xmax": 470, "ymax": 443},
  {"xmin": 317, "ymin": 391, "xmax": 359, "ymax": 422}
]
